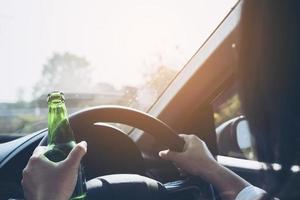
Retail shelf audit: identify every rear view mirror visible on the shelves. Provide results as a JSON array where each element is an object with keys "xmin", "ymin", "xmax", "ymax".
[{"xmin": 216, "ymin": 116, "xmax": 256, "ymax": 160}]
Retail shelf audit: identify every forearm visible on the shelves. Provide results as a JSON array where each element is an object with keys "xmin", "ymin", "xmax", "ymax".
[{"xmin": 199, "ymin": 161, "xmax": 250, "ymax": 200}]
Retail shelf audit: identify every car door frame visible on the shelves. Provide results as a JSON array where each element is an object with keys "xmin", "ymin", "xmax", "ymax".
[{"xmin": 131, "ymin": 0, "xmax": 267, "ymax": 189}]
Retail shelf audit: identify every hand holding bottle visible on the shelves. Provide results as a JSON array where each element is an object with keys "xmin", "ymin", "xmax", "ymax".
[{"xmin": 22, "ymin": 141, "xmax": 87, "ymax": 200}]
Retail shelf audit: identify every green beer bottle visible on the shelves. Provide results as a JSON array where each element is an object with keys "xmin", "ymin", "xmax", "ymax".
[{"xmin": 44, "ymin": 91, "xmax": 86, "ymax": 200}]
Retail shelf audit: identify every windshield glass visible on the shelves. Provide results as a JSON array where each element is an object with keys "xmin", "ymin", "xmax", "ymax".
[{"xmin": 0, "ymin": 0, "xmax": 238, "ymax": 135}]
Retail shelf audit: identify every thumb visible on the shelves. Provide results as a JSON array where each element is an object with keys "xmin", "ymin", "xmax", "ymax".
[
  {"xmin": 159, "ymin": 149, "xmax": 180, "ymax": 162},
  {"xmin": 63, "ymin": 141, "xmax": 87, "ymax": 168}
]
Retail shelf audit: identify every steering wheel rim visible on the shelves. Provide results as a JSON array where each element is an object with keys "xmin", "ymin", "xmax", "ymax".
[
  {"xmin": 39, "ymin": 105, "xmax": 185, "ymax": 152},
  {"xmin": 68, "ymin": 105, "xmax": 185, "ymax": 152}
]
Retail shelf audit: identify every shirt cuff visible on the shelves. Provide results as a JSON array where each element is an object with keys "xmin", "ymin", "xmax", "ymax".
[{"xmin": 235, "ymin": 185, "xmax": 266, "ymax": 200}]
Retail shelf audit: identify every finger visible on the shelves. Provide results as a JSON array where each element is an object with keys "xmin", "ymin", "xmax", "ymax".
[
  {"xmin": 62, "ymin": 141, "xmax": 87, "ymax": 168},
  {"xmin": 159, "ymin": 149, "xmax": 180, "ymax": 161},
  {"xmin": 22, "ymin": 180, "xmax": 33, "ymax": 200},
  {"xmin": 21, "ymin": 171, "xmax": 34, "ymax": 196},
  {"xmin": 174, "ymin": 164, "xmax": 187, "ymax": 176},
  {"xmin": 178, "ymin": 134, "xmax": 191, "ymax": 143},
  {"xmin": 178, "ymin": 134, "xmax": 193, "ymax": 151},
  {"xmin": 32, "ymin": 146, "xmax": 48, "ymax": 157},
  {"xmin": 178, "ymin": 134, "xmax": 188, "ymax": 138}
]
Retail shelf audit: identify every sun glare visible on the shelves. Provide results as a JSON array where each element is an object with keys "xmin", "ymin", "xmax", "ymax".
[{"xmin": 0, "ymin": 0, "xmax": 237, "ymax": 102}]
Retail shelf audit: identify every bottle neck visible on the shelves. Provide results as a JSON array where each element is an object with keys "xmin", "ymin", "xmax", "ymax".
[{"xmin": 48, "ymin": 102, "xmax": 74, "ymax": 145}]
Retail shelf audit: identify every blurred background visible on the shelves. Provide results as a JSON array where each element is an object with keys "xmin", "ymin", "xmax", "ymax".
[{"xmin": 0, "ymin": 0, "xmax": 237, "ymax": 135}]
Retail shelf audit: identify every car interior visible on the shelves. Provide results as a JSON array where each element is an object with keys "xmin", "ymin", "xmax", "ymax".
[{"xmin": 0, "ymin": 1, "xmax": 271, "ymax": 199}]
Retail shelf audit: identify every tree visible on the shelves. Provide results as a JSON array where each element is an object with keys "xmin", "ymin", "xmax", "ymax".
[
  {"xmin": 33, "ymin": 52, "xmax": 93, "ymax": 99},
  {"xmin": 136, "ymin": 65, "xmax": 177, "ymax": 110},
  {"xmin": 145, "ymin": 65, "xmax": 177, "ymax": 95}
]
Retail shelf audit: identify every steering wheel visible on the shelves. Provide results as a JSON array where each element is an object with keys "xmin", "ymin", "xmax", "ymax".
[{"xmin": 38, "ymin": 105, "xmax": 186, "ymax": 200}]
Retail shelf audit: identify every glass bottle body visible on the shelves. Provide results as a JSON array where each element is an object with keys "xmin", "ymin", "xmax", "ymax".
[{"xmin": 45, "ymin": 92, "xmax": 86, "ymax": 200}]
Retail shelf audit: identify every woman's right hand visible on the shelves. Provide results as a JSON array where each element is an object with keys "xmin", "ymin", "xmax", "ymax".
[
  {"xmin": 159, "ymin": 134, "xmax": 251, "ymax": 200},
  {"xmin": 159, "ymin": 134, "xmax": 218, "ymax": 178},
  {"xmin": 22, "ymin": 141, "xmax": 87, "ymax": 200}
]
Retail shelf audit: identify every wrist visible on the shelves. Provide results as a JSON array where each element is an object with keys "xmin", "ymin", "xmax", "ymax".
[
  {"xmin": 195, "ymin": 159, "xmax": 222, "ymax": 181},
  {"xmin": 200, "ymin": 162, "xmax": 250, "ymax": 199}
]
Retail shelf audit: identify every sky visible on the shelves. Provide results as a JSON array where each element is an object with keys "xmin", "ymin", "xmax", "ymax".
[{"xmin": 0, "ymin": 0, "xmax": 237, "ymax": 102}]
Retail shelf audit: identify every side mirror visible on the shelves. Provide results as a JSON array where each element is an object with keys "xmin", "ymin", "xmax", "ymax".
[
  {"xmin": 235, "ymin": 119, "xmax": 256, "ymax": 160},
  {"xmin": 216, "ymin": 116, "xmax": 256, "ymax": 160}
]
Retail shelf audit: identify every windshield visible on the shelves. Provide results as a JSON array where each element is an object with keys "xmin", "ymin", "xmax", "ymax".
[{"xmin": 0, "ymin": 0, "xmax": 238, "ymax": 135}]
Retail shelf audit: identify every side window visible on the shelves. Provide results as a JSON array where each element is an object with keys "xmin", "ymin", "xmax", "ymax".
[
  {"xmin": 212, "ymin": 84, "xmax": 256, "ymax": 160},
  {"xmin": 213, "ymin": 84, "xmax": 242, "ymax": 127}
]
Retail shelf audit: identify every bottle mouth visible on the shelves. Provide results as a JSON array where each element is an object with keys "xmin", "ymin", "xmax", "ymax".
[{"xmin": 47, "ymin": 91, "xmax": 65, "ymax": 103}]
